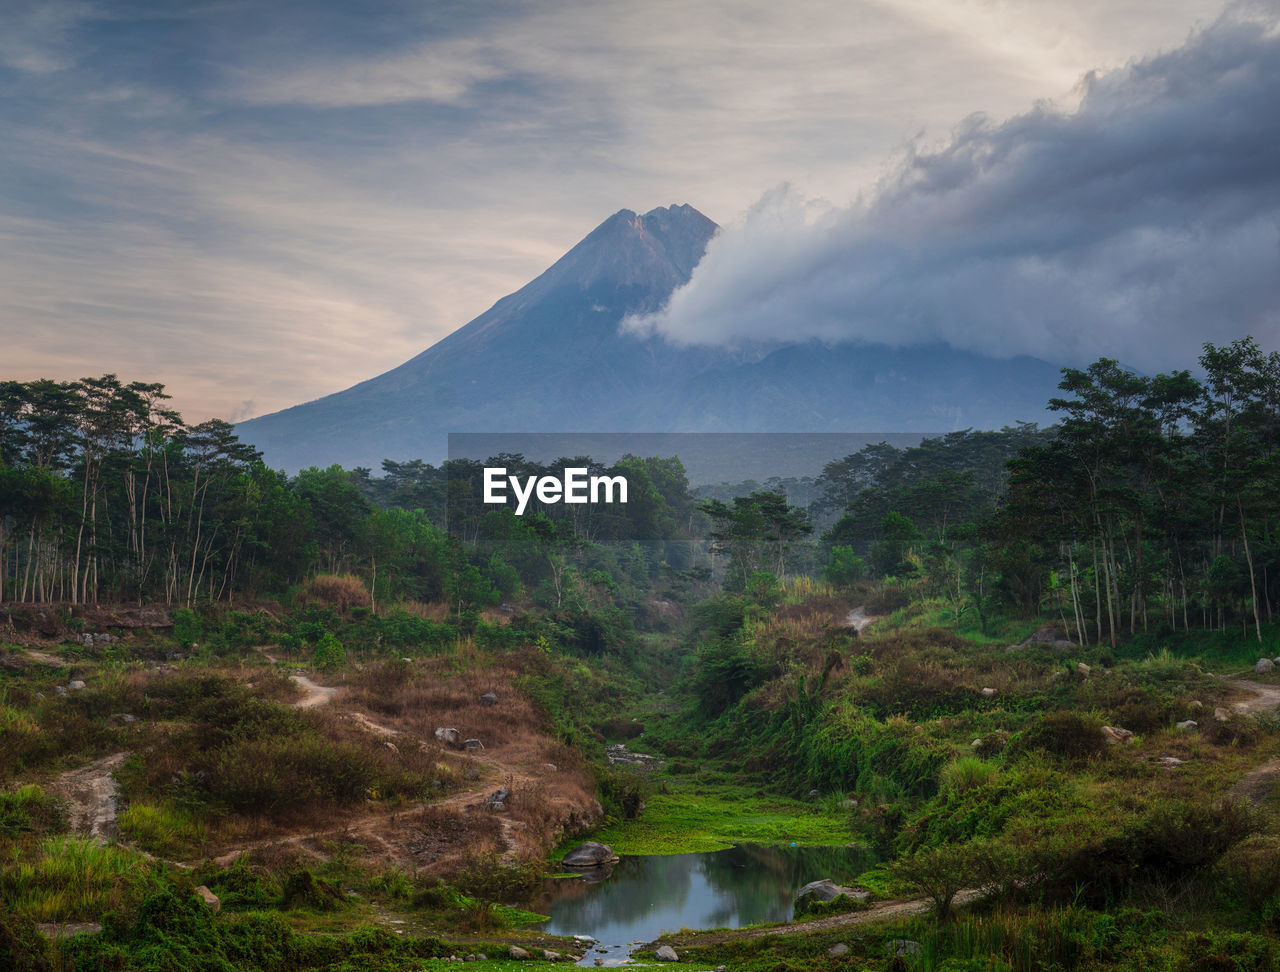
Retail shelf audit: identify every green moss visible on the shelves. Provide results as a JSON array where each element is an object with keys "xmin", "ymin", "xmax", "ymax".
[{"xmin": 574, "ymin": 779, "xmax": 853, "ymax": 856}]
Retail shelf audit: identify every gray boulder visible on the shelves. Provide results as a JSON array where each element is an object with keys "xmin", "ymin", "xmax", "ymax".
[
  {"xmin": 463, "ymin": 739, "xmax": 484, "ymax": 751},
  {"xmin": 794, "ymin": 878, "xmax": 870, "ymax": 910},
  {"xmin": 480, "ymin": 692, "xmax": 498, "ymax": 706},
  {"xmin": 195, "ymin": 885, "xmax": 221, "ymax": 913},
  {"xmin": 68, "ymin": 680, "xmax": 86, "ymax": 690},
  {"xmin": 434, "ymin": 727, "xmax": 460, "ymax": 745},
  {"xmin": 886, "ymin": 939, "xmax": 922, "ymax": 957},
  {"xmin": 562, "ymin": 841, "xmax": 620, "ymax": 867},
  {"xmin": 508, "ymin": 946, "xmax": 529, "ymax": 960},
  {"xmin": 1257, "ymin": 658, "xmax": 1275, "ymax": 674},
  {"xmin": 655, "ymin": 945, "xmax": 679, "ymax": 961},
  {"xmin": 1176, "ymin": 720, "xmax": 1199, "ymax": 731},
  {"xmin": 827, "ymin": 943, "xmax": 850, "ymax": 957}
]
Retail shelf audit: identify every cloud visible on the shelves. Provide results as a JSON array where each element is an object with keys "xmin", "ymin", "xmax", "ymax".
[{"xmin": 625, "ymin": 7, "xmax": 1280, "ymax": 372}]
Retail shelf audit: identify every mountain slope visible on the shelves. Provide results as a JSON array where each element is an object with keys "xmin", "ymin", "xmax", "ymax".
[{"xmin": 237, "ymin": 204, "xmax": 1061, "ymax": 472}]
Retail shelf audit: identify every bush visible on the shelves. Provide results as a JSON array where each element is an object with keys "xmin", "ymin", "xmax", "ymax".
[
  {"xmin": 300, "ymin": 574, "xmax": 372, "ymax": 613},
  {"xmin": 0, "ymin": 899, "xmax": 58, "ymax": 972},
  {"xmin": 312, "ymin": 631, "xmax": 347, "ymax": 672},
  {"xmin": 1006, "ymin": 711, "xmax": 1107, "ymax": 764},
  {"xmin": 282, "ymin": 869, "xmax": 346, "ymax": 911}
]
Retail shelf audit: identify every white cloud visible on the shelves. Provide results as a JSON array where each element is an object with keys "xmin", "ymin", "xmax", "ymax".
[{"xmin": 626, "ymin": 7, "xmax": 1280, "ymax": 372}]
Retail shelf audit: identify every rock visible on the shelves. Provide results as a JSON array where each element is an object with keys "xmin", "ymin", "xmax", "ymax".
[
  {"xmin": 463, "ymin": 739, "xmax": 484, "ymax": 751},
  {"xmin": 1214, "ymin": 707, "xmax": 1231, "ymax": 722},
  {"xmin": 1101, "ymin": 725, "xmax": 1134, "ymax": 744},
  {"xmin": 68, "ymin": 680, "xmax": 86, "ymax": 690},
  {"xmin": 794, "ymin": 878, "xmax": 871, "ymax": 909},
  {"xmin": 1274, "ymin": 657, "xmax": 1280, "ymax": 666},
  {"xmin": 542, "ymin": 952, "xmax": 561, "ymax": 962},
  {"xmin": 463, "ymin": 768, "xmax": 481, "ymax": 781},
  {"xmin": 1257, "ymin": 658, "xmax": 1275, "ymax": 674},
  {"xmin": 562, "ymin": 841, "xmax": 620, "ymax": 867},
  {"xmin": 434, "ymin": 727, "xmax": 460, "ymax": 745},
  {"xmin": 1158, "ymin": 756, "xmax": 1186, "ymax": 766},
  {"xmin": 195, "ymin": 885, "xmax": 221, "ymax": 913},
  {"xmin": 508, "ymin": 946, "xmax": 529, "ymax": 960},
  {"xmin": 886, "ymin": 940, "xmax": 922, "ymax": 957},
  {"xmin": 545, "ymin": 763, "xmax": 558, "ymax": 772},
  {"xmin": 1077, "ymin": 663, "xmax": 1091, "ymax": 676},
  {"xmin": 808, "ymin": 788, "xmax": 821, "ymax": 797},
  {"xmin": 54, "ymin": 685, "xmax": 67, "ymax": 696},
  {"xmin": 1176, "ymin": 720, "xmax": 1199, "ymax": 731},
  {"xmin": 1188, "ymin": 700, "xmax": 1204, "ymax": 710},
  {"xmin": 827, "ymin": 943, "xmax": 851, "ymax": 957},
  {"xmin": 1028, "ymin": 625, "xmax": 1068, "ymax": 644},
  {"xmin": 840, "ymin": 798, "xmax": 857, "ymax": 809},
  {"xmin": 655, "ymin": 945, "xmax": 679, "ymax": 961},
  {"xmin": 485, "ymin": 787, "xmax": 510, "ymax": 806},
  {"xmin": 480, "ymin": 692, "xmax": 498, "ymax": 706},
  {"xmin": 981, "ymin": 687, "xmax": 996, "ymax": 697}
]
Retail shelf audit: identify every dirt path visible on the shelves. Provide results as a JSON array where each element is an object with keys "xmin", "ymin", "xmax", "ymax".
[
  {"xmin": 662, "ymin": 888, "xmax": 985, "ymax": 947},
  {"xmin": 1224, "ymin": 678, "xmax": 1280, "ymax": 715},
  {"xmin": 845, "ymin": 606, "xmax": 878, "ymax": 634},
  {"xmin": 291, "ymin": 673, "xmax": 339, "ymax": 708},
  {"xmin": 24, "ymin": 649, "xmax": 66, "ymax": 666},
  {"xmin": 48, "ymin": 752, "xmax": 128, "ymax": 839}
]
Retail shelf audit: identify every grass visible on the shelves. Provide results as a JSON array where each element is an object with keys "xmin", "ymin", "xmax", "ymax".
[
  {"xmin": 117, "ymin": 800, "xmax": 212, "ymax": 858},
  {"xmin": 1, "ymin": 836, "xmax": 168, "ymax": 921},
  {"xmin": 575, "ymin": 774, "xmax": 855, "ymax": 855}
]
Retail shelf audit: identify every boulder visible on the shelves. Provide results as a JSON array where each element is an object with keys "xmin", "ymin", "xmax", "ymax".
[
  {"xmin": 195, "ymin": 885, "xmax": 221, "ymax": 913},
  {"xmin": 434, "ymin": 727, "xmax": 460, "ymax": 745},
  {"xmin": 68, "ymin": 680, "xmax": 86, "ymax": 690},
  {"xmin": 1257, "ymin": 658, "xmax": 1275, "ymax": 674},
  {"xmin": 655, "ymin": 945, "xmax": 679, "ymax": 961},
  {"xmin": 1176, "ymin": 720, "xmax": 1199, "ymax": 731},
  {"xmin": 463, "ymin": 739, "xmax": 484, "ymax": 751},
  {"xmin": 1101, "ymin": 726, "xmax": 1134, "ymax": 744},
  {"xmin": 1214, "ymin": 707, "xmax": 1231, "ymax": 722},
  {"xmin": 562, "ymin": 841, "xmax": 620, "ymax": 867},
  {"xmin": 1158, "ymin": 756, "xmax": 1186, "ymax": 766},
  {"xmin": 794, "ymin": 878, "xmax": 871, "ymax": 909},
  {"xmin": 886, "ymin": 940, "xmax": 922, "ymax": 957},
  {"xmin": 1077, "ymin": 663, "xmax": 1091, "ymax": 676},
  {"xmin": 508, "ymin": 946, "xmax": 529, "ymax": 960},
  {"xmin": 484, "ymin": 787, "xmax": 510, "ymax": 810},
  {"xmin": 827, "ymin": 943, "xmax": 851, "ymax": 957},
  {"xmin": 1188, "ymin": 700, "xmax": 1204, "ymax": 711},
  {"xmin": 981, "ymin": 687, "xmax": 996, "ymax": 697},
  {"xmin": 480, "ymin": 692, "xmax": 498, "ymax": 706},
  {"xmin": 542, "ymin": 952, "xmax": 561, "ymax": 962}
]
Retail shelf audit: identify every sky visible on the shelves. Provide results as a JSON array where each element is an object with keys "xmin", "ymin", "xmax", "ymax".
[{"xmin": 0, "ymin": 0, "xmax": 1257, "ymax": 422}]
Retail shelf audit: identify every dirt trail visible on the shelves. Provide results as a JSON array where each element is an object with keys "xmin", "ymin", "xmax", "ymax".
[
  {"xmin": 48, "ymin": 752, "xmax": 128, "ymax": 839},
  {"xmin": 845, "ymin": 606, "xmax": 878, "ymax": 634},
  {"xmin": 24, "ymin": 649, "xmax": 66, "ymax": 666},
  {"xmin": 1224, "ymin": 678, "xmax": 1280, "ymax": 715},
  {"xmin": 291, "ymin": 673, "xmax": 339, "ymax": 708},
  {"xmin": 663, "ymin": 888, "xmax": 985, "ymax": 947}
]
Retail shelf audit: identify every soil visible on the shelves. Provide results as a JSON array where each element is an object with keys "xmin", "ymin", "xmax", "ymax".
[{"xmin": 47, "ymin": 752, "xmax": 129, "ymax": 839}]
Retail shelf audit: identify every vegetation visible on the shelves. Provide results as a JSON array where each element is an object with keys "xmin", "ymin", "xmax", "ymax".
[{"xmin": 8, "ymin": 339, "xmax": 1280, "ymax": 967}]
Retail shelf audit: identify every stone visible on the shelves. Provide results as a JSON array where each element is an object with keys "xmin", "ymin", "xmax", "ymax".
[
  {"xmin": 971, "ymin": 738, "xmax": 983, "ymax": 747},
  {"xmin": 463, "ymin": 768, "xmax": 481, "ymax": 781},
  {"xmin": 545, "ymin": 763, "xmax": 558, "ymax": 772},
  {"xmin": 542, "ymin": 952, "xmax": 561, "ymax": 962},
  {"xmin": 463, "ymin": 739, "xmax": 484, "ymax": 751},
  {"xmin": 1176, "ymin": 720, "xmax": 1199, "ymax": 731},
  {"xmin": 981, "ymin": 687, "xmax": 996, "ymax": 697},
  {"xmin": 1158, "ymin": 756, "xmax": 1186, "ymax": 766},
  {"xmin": 886, "ymin": 939, "xmax": 923, "ymax": 957},
  {"xmin": 1215, "ymin": 707, "xmax": 1231, "ymax": 722},
  {"xmin": 655, "ymin": 945, "xmax": 679, "ymax": 961},
  {"xmin": 508, "ymin": 946, "xmax": 529, "ymax": 960},
  {"xmin": 1188, "ymin": 700, "xmax": 1204, "ymax": 711},
  {"xmin": 1077, "ymin": 663, "xmax": 1091, "ymax": 676},
  {"xmin": 1257, "ymin": 658, "xmax": 1275, "ymax": 674},
  {"xmin": 1101, "ymin": 725, "xmax": 1134, "ymax": 744},
  {"xmin": 808, "ymin": 788, "xmax": 821, "ymax": 797},
  {"xmin": 434, "ymin": 727, "xmax": 460, "ymax": 745},
  {"xmin": 827, "ymin": 943, "xmax": 851, "ymax": 957},
  {"xmin": 485, "ymin": 787, "xmax": 511, "ymax": 808},
  {"xmin": 562, "ymin": 841, "xmax": 620, "ymax": 867},
  {"xmin": 195, "ymin": 885, "xmax": 221, "ymax": 913},
  {"xmin": 480, "ymin": 692, "xmax": 498, "ymax": 706},
  {"xmin": 794, "ymin": 878, "xmax": 871, "ymax": 909},
  {"xmin": 68, "ymin": 680, "xmax": 86, "ymax": 690}
]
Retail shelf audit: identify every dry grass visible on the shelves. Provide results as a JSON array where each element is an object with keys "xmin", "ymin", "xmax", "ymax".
[{"xmin": 299, "ymin": 573, "xmax": 372, "ymax": 613}]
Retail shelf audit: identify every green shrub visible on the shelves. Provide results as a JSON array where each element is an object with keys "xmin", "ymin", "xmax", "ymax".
[
  {"xmin": 282, "ymin": 869, "xmax": 345, "ymax": 911},
  {"xmin": 312, "ymin": 631, "xmax": 347, "ymax": 672},
  {"xmin": 0, "ymin": 786, "xmax": 66, "ymax": 839},
  {"xmin": 1006, "ymin": 711, "xmax": 1107, "ymax": 764}
]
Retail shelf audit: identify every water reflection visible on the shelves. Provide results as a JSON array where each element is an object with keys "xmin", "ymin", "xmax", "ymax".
[{"xmin": 535, "ymin": 844, "xmax": 876, "ymax": 965}]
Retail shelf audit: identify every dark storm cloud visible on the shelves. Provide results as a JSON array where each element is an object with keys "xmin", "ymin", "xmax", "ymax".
[{"xmin": 627, "ymin": 8, "xmax": 1280, "ymax": 370}]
